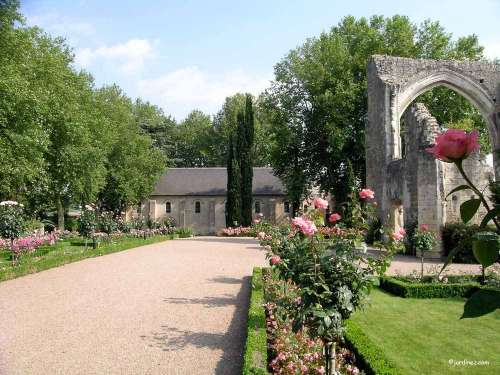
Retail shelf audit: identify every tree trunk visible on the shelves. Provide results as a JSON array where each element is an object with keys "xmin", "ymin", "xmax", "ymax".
[{"xmin": 57, "ymin": 196, "xmax": 65, "ymax": 231}]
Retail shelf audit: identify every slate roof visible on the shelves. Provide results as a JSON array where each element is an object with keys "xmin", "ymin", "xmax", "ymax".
[{"xmin": 152, "ymin": 167, "xmax": 286, "ymax": 196}]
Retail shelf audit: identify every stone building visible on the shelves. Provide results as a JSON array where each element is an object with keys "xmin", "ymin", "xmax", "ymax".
[
  {"xmin": 140, "ymin": 167, "xmax": 290, "ymax": 235},
  {"xmin": 366, "ymin": 55, "xmax": 500, "ymax": 257}
]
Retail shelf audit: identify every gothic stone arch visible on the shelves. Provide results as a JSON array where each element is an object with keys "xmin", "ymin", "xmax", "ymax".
[{"xmin": 366, "ymin": 55, "xmax": 500, "ymax": 234}]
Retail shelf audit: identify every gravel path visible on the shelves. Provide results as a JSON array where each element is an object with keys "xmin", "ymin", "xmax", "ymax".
[{"xmin": 0, "ymin": 237, "xmax": 267, "ymax": 375}]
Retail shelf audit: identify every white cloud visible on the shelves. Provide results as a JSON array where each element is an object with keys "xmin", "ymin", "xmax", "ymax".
[
  {"xmin": 75, "ymin": 39, "xmax": 157, "ymax": 74},
  {"xmin": 484, "ymin": 41, "xmax": 500, "ymax": 60},
  {"xmin": 26, "ymin": 13, "xmax": 95, "ymax": 43},
  {"xmin": 137, "ymin": 67, "xmax": 271, "ymax": 120}
]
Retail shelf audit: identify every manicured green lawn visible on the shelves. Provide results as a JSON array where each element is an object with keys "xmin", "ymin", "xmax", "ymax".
[
  {"xmin": 0, "ymin": 236, "xmax": 170, "ymax": 282},
  {"xmin": 350, "ymin": 288, "xmax": 500, "ymax": 374}
]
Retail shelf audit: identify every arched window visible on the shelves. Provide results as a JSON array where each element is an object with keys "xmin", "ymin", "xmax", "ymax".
[
  {"xmin": 166, "ymin": 201, "xmax": 171, "ymax": 213},
  {"xmin": 195, "ymin": 201, "xmax": 201, "ymax": 213},
  {"xmin": 255, "ymin": 201, "xmax": 261, "ymax": 214},
  {"xmin": 284, "ymin": 201, "xmax": 290, "ymax": 213}
]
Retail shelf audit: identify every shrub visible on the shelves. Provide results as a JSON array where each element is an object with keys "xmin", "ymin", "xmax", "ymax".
[
  {"xmin": 379, "ymin": 276, "xmax": 482, "ymax": 298},
  {"xmin": 176, "ymin": 227, "xmax": 193, "ymax": 238},
  {"xmin": 441, "ymin": 222, "xmax": 495, "ymax": 264},
  {"xmin": 344, "ymin": 319, "xmax": 400, "ymax": 375},
  {"xmin": 0, "ymin": 201, "xmax": 25, "ymax": 242},
  {"xmin": 25, "ymin": 219, "xmax": 45, "ymax": 234},
  {"xmin": 64, "ymin": 217, "xmax": 78, "ymax": 232},
  {"xmin": 99, "ymin": 211, "xmax": 118, "ymax": 235},
  {"xmin": 242, "ymin": 268, "xmax": 268, "ymax": 375}
]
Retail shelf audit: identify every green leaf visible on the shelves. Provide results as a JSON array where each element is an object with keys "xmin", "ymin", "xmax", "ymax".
[
  {"xmin": 438, "ymin": 246, "xmax": 460, "ymax": 278},
  {"xmin": 445, "ymin": 185, "xmax": 472, "ymax": 200},
  {"xmin": 479, "ymin": 207, "xmax": 500, "ymax": 228},
  {"xmin": 460, "ymin": 199, "xmax": 481, "ymax": 224},
  {"xmin": 324, "ymin": 316, "xmax": 331, "ymax": 327}
]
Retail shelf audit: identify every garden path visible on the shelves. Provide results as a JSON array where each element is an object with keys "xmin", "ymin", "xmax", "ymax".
[{"xmin": 0, "ymin": 237, "xmax": 266, "ymax": 375}]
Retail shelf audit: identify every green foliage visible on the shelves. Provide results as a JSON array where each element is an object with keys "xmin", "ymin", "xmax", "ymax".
[
  {"xmin": 471, "ymin": 232, "xmax": 500, "ymax": 269},
  {"xmin": 64, "ymin": 218, "xmax": 78, "ymax": 232},
  {"xmin": 239, "ymin": 94, "xmax": 255, "ymax": 227},
  {"xmin": 77, "ymin": 208, "xmax": 97, "ymax": 239},
  {"xmin": 379, "ymin": 276, "xmax": 482, "ymax": 298},
  {"xmin": 226, "ymin": 137, "xmax": 241, "ymax": 227},
  {"xmin": 262, "ymin": 15, "xmax": 485, "ymax": 201},
  {"xmin": 242, "ymin": 268, "xmax": 268, "ymax": 375},
  {"xmin": 412, "ymin": 228, "xmax": 437, "ymax": 254},
  {"xmin": 99, "ymin": 211, "xmax": 118, "ymax": 235},
  {"xmin": 344, "ymin": 319, "xmax": 400, "ymax": 375},
  {"xmin": 441, "ymin": 222, "xmax": 492, "ymax": 263},
  {"xmin": 175, "ymin": 227, "xmax": 193, "ymax": 238},
  {"xmin": 0, "ymin": 203, "xmax": 25, "ymax": 240}
]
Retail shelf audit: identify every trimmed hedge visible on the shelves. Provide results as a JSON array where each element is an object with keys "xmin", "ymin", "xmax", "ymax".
[
  {"xmin": 379, "ymin": 276, "xmax": 481, "ymax": 298},
  {"xmin": 344, "ymin": 319, "xmax": 400, "ymax": 375},
  {"xmin": 242, "ymin": 267, "xmax": 269, "ymax": 375}
]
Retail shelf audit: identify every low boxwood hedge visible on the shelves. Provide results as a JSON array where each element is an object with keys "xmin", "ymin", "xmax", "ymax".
[
  {"xmin": 242, "ymin": 267, "xmax": 268, "ymax": 375},
  {"xmin": 379, "ymin": 276, "xmax": 481, "ymax": 298},
  {"xmin": 344, "ymin": 319, "xmax": 400, "ymax": 375}
]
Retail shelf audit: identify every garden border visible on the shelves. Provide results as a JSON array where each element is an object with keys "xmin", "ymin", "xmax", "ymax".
[
  {"xmin": 242, "ymin": 267, "xmax": 269, "ymax": 375},
  {"xmin": 379, "ymin": 276, "xmax": 482, "ymax": 298},
  {"xmin": 344, "ymin": 319, "xmax": 401, "ymax": 375}
]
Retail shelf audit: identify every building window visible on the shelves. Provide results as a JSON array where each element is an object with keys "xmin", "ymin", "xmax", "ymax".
[
  {"xmin": 255, "ymin": 201, "xmax": 261, "ymax": 214},
  {"xmin": 166, "ymin": 201, "xmax": 171, "ymax": 213},
  {"xmin": 284, "ymin": 201, "xmax": 290, "ymax": 213},
  {"xmin": 195, "ymin": 201, "xmax": 201, "ymax": 213}
]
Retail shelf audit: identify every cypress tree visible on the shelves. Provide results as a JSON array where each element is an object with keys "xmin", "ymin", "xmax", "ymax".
[
  {"xmin": 238, "ymin": 94, "xmax": 254, "ymax": 226},
  {"xmin": 226, "ymin": 136, "xmax": 241, "ymax": 227}
]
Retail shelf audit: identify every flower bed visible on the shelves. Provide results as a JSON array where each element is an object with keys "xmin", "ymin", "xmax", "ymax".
[
  {"xmin": 259, "ymin": 267, "xmax": 363, "ymax": 375},
  {"xmin": 378, "ymin": 276, "xmax": 488, "ymax": 298},
  {"xmin": 218, "ymin": 226, "xmax": 254, "ymax": 237}
]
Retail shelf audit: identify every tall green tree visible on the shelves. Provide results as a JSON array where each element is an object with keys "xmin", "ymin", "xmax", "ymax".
[
  {"xmin": 226, "ymin": 136, "xmax": 241, "ymax": 226},
  {"xmin": 262, "ymin": 15, "xmax": 485, "ymax": 206},
  {"xmin": 95, "ymin": 86, "xmax": 166, "ymax": 214},
  {"xmin": 238, "ymin": 94, "xmax": 255, "ymax": 226}
]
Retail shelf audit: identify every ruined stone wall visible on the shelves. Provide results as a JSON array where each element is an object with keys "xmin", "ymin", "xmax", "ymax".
[{"xmin": 366, "ymin": 55, "xmax": 500, "ymax": 232}]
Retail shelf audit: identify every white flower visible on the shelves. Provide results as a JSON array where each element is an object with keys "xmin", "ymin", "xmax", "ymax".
[
  {"xmin": 0, "ymin": 200, "xmax": 19, "ymax": 206},
  {"xmin": 84, "ymin": 205, "xmax": 94, "ymax": 211}
]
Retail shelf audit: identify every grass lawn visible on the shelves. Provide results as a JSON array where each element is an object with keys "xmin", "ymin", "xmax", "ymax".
[
  {"xmin": 0, "ymin": 235, "xmax": 170, "ymax": 282},
  {"xmin": 350, "ymin": 288, "xmax": 499, "ymax": 374}
]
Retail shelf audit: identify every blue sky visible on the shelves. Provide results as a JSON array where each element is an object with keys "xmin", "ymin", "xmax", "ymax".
[{"xmin": 22, "ymin": 0, "xmax": 500, "ymax": 120}]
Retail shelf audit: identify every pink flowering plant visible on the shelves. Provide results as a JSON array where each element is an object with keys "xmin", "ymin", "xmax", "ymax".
[
  {"xmin": 427, "ymin": 129, "xmax": 500, "ymax": 281},
  {"xmin": 412, "ymin": 225, "xmax": 437, "ymax": 278},
  {"xmin": 258, "ymin": 191, "xmax": 401, "ymax": 374},
  {"xmin": 263, "ymin": 270, "xmax": 361, "ymax": 375}
]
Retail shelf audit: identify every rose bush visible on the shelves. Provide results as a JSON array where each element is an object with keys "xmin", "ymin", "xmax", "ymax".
[{"xmin": 258, "ymin": 190, "xmax": 402, "ymax": 374}]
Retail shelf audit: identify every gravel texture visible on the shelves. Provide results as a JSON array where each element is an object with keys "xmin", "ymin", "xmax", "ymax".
[{"xmin": 0, "ymin": 237, "xmax": 266, "ymax": 375}]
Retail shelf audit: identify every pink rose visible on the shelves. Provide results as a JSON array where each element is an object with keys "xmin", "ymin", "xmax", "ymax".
[
  {"xmin": 391, "ymin": 227, "xmax": 406, "ymax": 241},
  {"xmin": 420, "ymin": 224, "xmax": 429, "ymax": 231},
  {"xmin": 270, "ymin": 255, "xmax": 281, "ymax": 265},
  {"xmin": 292, "ymin": 216, "xmax": 317, "ymax": 236},
  {"xmin": 426, "ymin": 129, "xmax": 479, "ymax": 163},
  {"xmin": 328, "ymin": 213, "xmax": 341, "ymax": 223},
  {"xmin": 313, "ymin": 197, "xmax": 329, "ymax": 209},
  {"xmin": 359, "ymin": 188, "xmax": 375, "ymax": 200}
]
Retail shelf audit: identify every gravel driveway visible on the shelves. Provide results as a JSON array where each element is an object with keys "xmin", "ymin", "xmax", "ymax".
[{"xmin": 0, "ymin": 237, "xmax": 267, "ymax": 375}]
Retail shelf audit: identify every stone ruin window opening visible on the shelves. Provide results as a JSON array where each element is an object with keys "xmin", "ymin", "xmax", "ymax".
[
  {"xmin": 195, "ymin": 201, "xmax": 201, "ymax": 214},
  {"xmin": 255, "ymin": 201, "xmax": 261, "ymax": 214},
  {"xmin": 165, "ymin": 201, "xmax": 172, "ymax": 213}
]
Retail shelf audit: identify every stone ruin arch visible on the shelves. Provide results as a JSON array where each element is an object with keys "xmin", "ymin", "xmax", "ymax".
[{"xmin": 366, "ymin": 55, "xmax": 500, "ymax": 256}]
